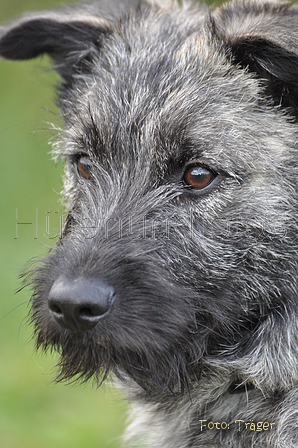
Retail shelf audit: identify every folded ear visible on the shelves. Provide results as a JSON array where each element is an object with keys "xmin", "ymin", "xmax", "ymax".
[
  {"xmin": 213, "ymin": 0, "xmax": 298, "ymax": 117},
  {"xmin": 0, "ymin": 11, "xmax": 111, "ymax": 81}
]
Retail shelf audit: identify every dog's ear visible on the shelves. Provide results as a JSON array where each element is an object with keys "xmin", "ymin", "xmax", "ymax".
[
  {"xmin": 213, "ymin": 0, "xmax": 298, "ymax": 115},
  {"xmin": 0, "ymin": 11, "xmax": 111, "ymax": 81}
]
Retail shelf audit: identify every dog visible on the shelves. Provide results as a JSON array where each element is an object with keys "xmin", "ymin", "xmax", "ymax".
[{"xmin": 1, "ymin": 0, "xmax": 298, "ymax": 446}]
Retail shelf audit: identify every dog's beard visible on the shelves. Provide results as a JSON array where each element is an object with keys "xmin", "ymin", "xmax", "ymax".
[
  {"xmin": 23, "ymin": 242, "xmax": 208, "ymax": 395},
  {"xmin": 31, "ymin": 314, "xmax": 202, "ymax": 395}
]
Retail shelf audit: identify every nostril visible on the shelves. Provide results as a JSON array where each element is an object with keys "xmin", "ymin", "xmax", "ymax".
[
  {"xmin": 79, "ymin": 307, "xmax": 101, "ymax": 318},
  {"xmin": 78, "ymin": 300, "xmax": 112, "ymax": 319},
  {"xmin": 49, "ymin": 303, "xmax": 63, "ymax": 316},
  {"xmin": 79, "ymin": 307, "xmax": 94, "ymax": 318}
]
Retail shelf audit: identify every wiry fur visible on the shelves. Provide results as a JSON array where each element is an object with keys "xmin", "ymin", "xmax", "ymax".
[{"xmin": 2, "ymin": 0, "xmax": 298, "ymax": 446}]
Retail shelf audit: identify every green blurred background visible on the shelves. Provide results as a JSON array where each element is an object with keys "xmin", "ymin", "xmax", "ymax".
[{"xmin": 0, "ymin": 1, "xmax": 128, "ymax": 447}]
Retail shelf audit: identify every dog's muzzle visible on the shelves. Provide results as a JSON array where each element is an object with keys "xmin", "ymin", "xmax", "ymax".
[{"xmin": 48, "ymin": 277, "xmax": 115, "ymax": 332}]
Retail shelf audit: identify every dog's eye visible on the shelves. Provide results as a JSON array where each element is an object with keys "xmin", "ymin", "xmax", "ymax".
[
  {"xmin": 183, "ymin": 165, "xmax": 215, "ymax": 189},
  {"xmin": 77, "ymin": 156, "xmax": 92, "ymax": 179}
]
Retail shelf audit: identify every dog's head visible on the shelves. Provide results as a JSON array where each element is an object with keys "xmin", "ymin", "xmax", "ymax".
[{"xmin": 1, "ymin": 0, "xmax": 298, "ymax": 397}]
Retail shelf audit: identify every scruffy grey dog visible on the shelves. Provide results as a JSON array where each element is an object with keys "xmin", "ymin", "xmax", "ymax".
[{"xmin": 2, "ymin": 0, "xmax": 298, "ymax": 446}]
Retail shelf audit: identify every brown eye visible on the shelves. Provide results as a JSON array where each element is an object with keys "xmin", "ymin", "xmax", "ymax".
[
  {"xmin": 77, "ymin": 156, "xmax": 92, "ymax": 179},
  {"xmin": 183, "ymin": 165, "xmax": 215, "ymax": 189}
]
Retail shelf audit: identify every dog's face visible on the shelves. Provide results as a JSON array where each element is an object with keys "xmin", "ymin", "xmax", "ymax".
[{"xmin": 1, "ymin": 0, "xmax": 298, "ymax": 397}]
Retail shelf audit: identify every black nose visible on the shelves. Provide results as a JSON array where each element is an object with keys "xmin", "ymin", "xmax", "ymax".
[{"xmin": 48, "ymin": 277, "xmax": 115, "ymax": 332}]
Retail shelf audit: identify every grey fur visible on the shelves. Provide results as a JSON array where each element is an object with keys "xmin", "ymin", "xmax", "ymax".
[{"xmin": 1, "ymin": 0, "xmax": 298, "ymax": 446}]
